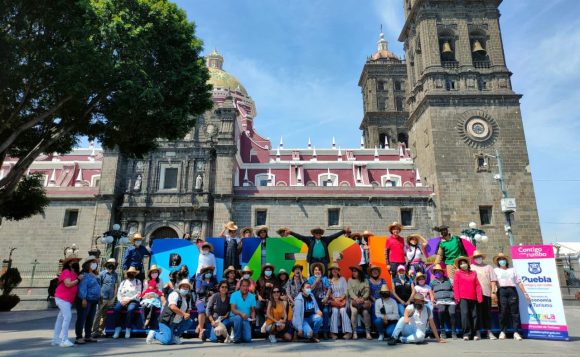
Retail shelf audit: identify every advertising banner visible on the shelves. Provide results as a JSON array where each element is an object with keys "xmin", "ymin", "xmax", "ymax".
[{"xmin": 511, "ymin": 245, "xmax": 569, "ymax": 341}]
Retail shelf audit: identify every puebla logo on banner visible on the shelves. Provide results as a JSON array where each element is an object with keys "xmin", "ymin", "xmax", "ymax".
[{"xmin": 511, "ymin": 245, "xmax": 569, "ymax": 341}]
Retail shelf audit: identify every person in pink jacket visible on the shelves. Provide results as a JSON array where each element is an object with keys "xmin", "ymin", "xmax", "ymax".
[{"xmin": 452, "ymin": 256, "xmax": 483, "ymax": 341}]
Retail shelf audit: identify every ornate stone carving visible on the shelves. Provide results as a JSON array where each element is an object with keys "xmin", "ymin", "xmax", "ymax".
[{"xmin": 456, "ymin": 110, "xmax": 499, "ymax": 148}]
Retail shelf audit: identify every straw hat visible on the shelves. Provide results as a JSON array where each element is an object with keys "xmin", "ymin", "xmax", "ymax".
[
  {"xmin": 240, "ymin": 227, "xmax": 253, "ymax": 236},
  {"xmin": 362, "ymin": 230, "xmax": 374, "ymax": 237},
  {"xmin": 276, "ymin": 227, "xmax": 290, "ymax": 236},
  {"xmin": 414, "ymin": 272, "xmax": 427, "ymax": 283},
  {"xmin": 388, "ymin": 222, "xmax": 403, "ymax": 233},
  {"xmin": 310, "ymin": 227, "xmax": 325, "ymax": 235},
  {"xmin": 454, "ymin": 256, "xmax": 470, "ymax": 269},
  {"xmin": 125, "ymin": 266, "xmax": 140, "ymax": 275},
  {"xmin": 224, "ymin": 221, "xmax": 238, "ymax": 231},
  {"xmin": 368, "ymin": 264, "xmax": 382, "ymax": 275},
  {"xmin": 278, "ymin": 268, "xmax": 289, "ymax": 278},
  {"xmin": 471, "ymin": 250, "xmax": 486, "ymax": 259},
  {"xmin": 261, "ymin": 263, "xmax": 275, "ymax": 273},
  {"xmin": 310, "ymin": 262, "xmax": 325, "ymax": 276},
  {"xmin": 380, "ymin": 284, "xmax": 390, "ymax": 292},
  {"xmin": 413, "ymin": 293, "xmax": 425, "ymax": 303},
  {"xmin": 130, "ymin": 232, "xmax": 144, "ymax": 243},
  {"xmin": 328, "ymin": 263, "xmax": 341, "ymax": 272},
  {"xmin": 432, "ymin": 264, "xmax": 445, "ymax": 272},
  {"xmin": 255, "ymin": 225, "xmax": 269, "ymax": 235},
  {"xmin": 349, "ymin": 265, "xmax": 363, "ymax": 274},
  {"xmin": 81, "ymin": 255, "xmax": 98, "ymax": 266},
  {"xmin": 223, "ymin": 265, "xmax": 237, "ymax": 277},
  {"xmin": 199, "ymin": 265, "xmax": 215, "ymax": 274},
  {"xmin": 147, "ymin": 265, "xmax": 162, "ymax": 276},
  {"xmin": 177, "ymin": 279, "xmax": 193, "ymax": 290},
  {"xmin": 406, "ymin": 234, "xmax": 426, "ymax": 245},
  {"xmin": 201, "ymin": 241, "xmax": 214, "ymax": 252},
  {"xmin": 493, "ymin": 252, "xmax": 511, "ymax": 266},
  {"xmin": 239, "ymin": 266, "xmax": 254, "ymax": 276},
  {"xmin": 350, "ymin": 232, "xmax": 363, "ymax": 240}
]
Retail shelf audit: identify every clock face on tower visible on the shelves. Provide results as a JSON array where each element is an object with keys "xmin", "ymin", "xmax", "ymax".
[{"xmin": 456, "ymin": 110, "xmax": 499, "ymax": 149}]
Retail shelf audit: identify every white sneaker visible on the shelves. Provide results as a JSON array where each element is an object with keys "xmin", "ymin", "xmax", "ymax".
[
  {"xmin": 125, "ymin": 328, "xmax": 131, "ymax": 339},
  {"xmin": 173, "ymin": 336, "xmax": 182, "ymax": 345},
  {"xmin": 59, "ymin": 339, "xmax": 74, "ymax": 347},
  {"xmin": 513, "ymin": 332, "xmax": 523, "ymax": 341},
  {"xmin": 51, "ymin": 339, "xmax": 60, "ymax": 346},
  {"xmin": 488, "ymin": 331, "xmax": 497, "ymax": 340},
  {"xmin": 378, "ymin": 333, "xmax": 384, "ymax": 341},
  {"xmin": 499, "ymin": 331, "xmax": 506, "ymax": 340},
  {"xmin": 113, "ymin": 327, "xmax": 122, "ymax": 339},
  {"xmin": 269, "ymin": 335, "xmax": 277, "ymax": 343},
  {"xmin": 146, "ymin": 330, "xmax": 155, "ymax": 344},
  {"xmin": 225, "ymin": 335, "xmax": 233, "ymax": 344}
]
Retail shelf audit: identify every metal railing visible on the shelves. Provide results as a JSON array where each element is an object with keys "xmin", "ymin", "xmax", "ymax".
[
  {"xmin": 442, "ymin": 61, "xmax": 459, "ymax": 69},
  {"xmin": 12, "ymin": 259, "xmax": 60, "ymax": 288},
  {"xmin": 474, "ymin": 60, "xmax": 491, "ymax": 69}
]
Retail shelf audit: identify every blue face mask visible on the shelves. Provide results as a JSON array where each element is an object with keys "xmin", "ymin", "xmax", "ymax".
[
  {"xmin": 304, "ymin": 288, "xmax": 312, "ymax": 295},
  {"xmin": 498, "ymin": 259, "xmax": 507, "ymax": 267},
  {"xmin": 204, "ymin": 272, "xmax": 212, "ymax": 279},
  {"xmin": 264, "ymin": 270, "xmax": 272, "ymax": 277},
  {"xmin": 179, "ymin": 289, "xmax": 189, "ymax": 296}
]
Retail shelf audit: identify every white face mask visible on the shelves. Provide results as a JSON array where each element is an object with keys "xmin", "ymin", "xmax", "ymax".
[
  {"xmin": 460, "ymin": 263, "xmax": 469, "ymax": 270},
  {"xmin": 243, "ymin": 274, "xmax": 251, "ymax": 279},
  {"xmin": 134, "ymin": 240, "xmax": 142, "ymax": 247},
  {"xmin": 90, "ymin": 263, "xmax": 98, "ymax": 271},
  {"xmin": 474, "ymin": 257, "xmax": 483, "ymax": 265}
]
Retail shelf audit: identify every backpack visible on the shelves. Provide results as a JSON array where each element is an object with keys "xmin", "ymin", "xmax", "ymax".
[{"xmin": 48, "ymin": 277, "xmax": 59, "ymax": 300}]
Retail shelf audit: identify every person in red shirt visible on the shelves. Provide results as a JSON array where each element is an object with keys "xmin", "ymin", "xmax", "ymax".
[
  {"xmin": 453, "ymin": 256, "xmax": 483, "ymax": 341},
  {"xmin": 385, "ymin": 222, "xmax": 405, "ymax": 277}
]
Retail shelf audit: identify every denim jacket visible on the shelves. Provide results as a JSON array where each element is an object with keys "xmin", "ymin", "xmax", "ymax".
[{"xmin": 98, "ymin": 270, "xmax": 118, "ymax": 300}]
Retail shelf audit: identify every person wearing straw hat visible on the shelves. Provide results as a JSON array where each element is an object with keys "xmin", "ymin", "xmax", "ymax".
[
  {"xmin": 196, "ymin": 241, "xmax": 216, "ymax": 275},
  {"xmin": 386, "ymin": 222, "xmax": 405, "ymax": 277},
  {"xmin": 374, "ymin": 284, "xmax": 399, "ymax": 341},
  {"xmin": 92, "ymin": 258, "xmax": 118, "ymax": 338},
  {"xmin": 405, "ymin": 234, "xmax": 428, "ymax": 274},
  {"xmin": 237, "ymin": 266, "xmax": 257, "ymax": 292},
  {"xmin": 122, "ymin": 232, "xmax": 150, "ymax": 281},
  {"xmin": 453, "ymin": 256, "xmax": 483, "ymax": 341},
  {"xmin": 348, "ymin": 265, "xmax": 372, "ymax": 340},
  {"xmin": 431, "ymin": 263, "xmax": 456, "ymax": 339},
  {"xmin": 493, "ymin": 252, "xmax": 530, "ymax": 341},
  {"xmin": 276, "ymin": 227, "xmax": 291, "ymax": 237},
  {"xmin": 240, "ymin": 227, "xmax": 254, "ymax": 238},
  {"xmin": 307, "ymin": 262, "xmax": 331, "ymax": 339},
  {"xmin": 112, "ymin": 266, "xmax": 143, "ymax": 339},
  {"xmin": 277, "ymin": 269, "xmax": 290, "ymax": 300},
  {"xmin": 223, "ymin": 265, "xmax": 239, "ymax": 296},
  {"xmin": 288, "ymin": 226, "xmax": 351, "ymax": 271},
  {"xmin": 470, "ymin": 250, "xmax": 498, "ymax": 340},
  {"xmin": 207, "ymin": 281, "xmax": 233, "ymax": 343},
  {"xmin": 147, "ymin": 279, "xmax": 194, "ymax": 345},
  {"xmin": 388, "ymin": 293, "xmax": 444, "ymax": 345},
  {"xmin": 220, "ymin": 221, "xmax": 243, "ymax": 270},
  {"xmin": 368, "ymin": 265, "xmax": 387, "ymax": 305},
  {"xmin": 195, "ymin": 265, "xmax": 218, "ymax": 340},
  {"xmin": 230, "ymin": 278, "xmax": 257, "ymax": 343},
  {"xmin": 141, "ymin": 265, "xmax": 166, "ymax": 329},
  {"xmin": 327, "ymin": 263, "xmax": 352, "ymax": 340},
  {"xmin": 74, "ymin": 256, "xmax": 101, "ymax": 344},
  {"xmin": 255, "ymin": 225, "xmax": 271, "ymax": 266},
  {"xmin": 434, "ymin": 225, "xmax": 467, "ymax": 280},
  {"xmin": 351, "ymin": 233, "xmax": 369, "ymax": 278},
  {"xmin": 52, "ymin": 253, "xmax": 83, "ymax": 347},
  {"xmin": 412, "ymin": 272, "xmax": 434, "ymax": 310},
  {"xmin": 256, "ymin": 263, "xmax": 279, "ymax": 328},
  {"xmin": 288, "ymin": 264, "xmax": 306, "ymax": 305}
]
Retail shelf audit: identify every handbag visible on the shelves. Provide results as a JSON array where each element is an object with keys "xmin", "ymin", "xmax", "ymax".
[{"xmin": 329, "ymin": 297, "xmax": 346, "ymax": 308}]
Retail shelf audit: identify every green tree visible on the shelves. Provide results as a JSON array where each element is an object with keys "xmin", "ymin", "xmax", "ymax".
[{"xmin": 0, "ymin": 0, "xmax": 212, "ymax": 219}]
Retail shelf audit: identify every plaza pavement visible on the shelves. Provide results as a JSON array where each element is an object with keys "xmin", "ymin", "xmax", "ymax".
[{"xmin": 0, "ymin": 307, "xmax": 578, "ymax": 357}]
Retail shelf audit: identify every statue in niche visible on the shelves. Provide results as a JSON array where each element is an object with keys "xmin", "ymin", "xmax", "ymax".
[
  {"xmin": 133, "ymin": 174, "xmax": 142, "ymax": 191},
  {"xmin": 195, "ymin": 174, "xmax": 203, "ymax": 191}
]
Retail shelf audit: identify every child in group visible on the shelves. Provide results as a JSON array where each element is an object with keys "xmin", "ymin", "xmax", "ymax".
[
  {"xmin": 141, "ymin": 265, "xmax": 166, "ymax": 328},
  {"xmin": 412, "ymin": 273, "xmax": 434, "ymax": 309}
]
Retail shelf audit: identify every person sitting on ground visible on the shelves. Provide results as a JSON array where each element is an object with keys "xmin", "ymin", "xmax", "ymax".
[
  {"xmin": 256, "ymin": 263, "xmax": 279, "ymax": 328},
  {"xmin": 388, "ymin": 293, "xmax": 444, "ymax": 345},
  {"xmin": 431, "ymin": 264, "xmax": 456, "ymax": 339},
  {"xmin": 374, "ymin": 284, "xmax": 400, "ymax": 341},
  {"xmin": 92, "ymin": 258, "xmax": 118, "ymax": 338},
  {"xmin": 292, "ymin": 282, "xmax": 323, "ymax": 343},
  {"xmin": 264, "ymin": 287, "xmax": 293, "ymax": 343},
  {"xmin": 141, "ymin": 265, "xmax": 166, "ymax": 329},
  {"xmin": 307, "ymin": 262, "xmax": 331, "ymax": 339},
  {"xmin": 196, "ymin": 265, "xmax": 218, "ymax": 340},
  {"xmin": 236, "ymin": 266, "xmax": 257, "ymax": 292},
  {"xmin": 75, "ymin": 256, "xmax": 101, "ymax": 345},
  {"xmin": 347, "ymin": 265, "xmax": 373, "ymax": 340},
  {"xmin": 147, "ymin": 279, "xmax": 194, "ymax": 345},
  {"xmin": 52, "ymin": 255, "xmax": 83, "ymax": 347},
  {"xmin": 327, "ymin": 263, "xmax": 352, "ymax": 340},
  {"xmin": 230, "ymin": 279, "xmax": 257, "ymax": 343},
  {"xmin": 207, "ymin": 281, "xmax": 233, "ymax": 343}
]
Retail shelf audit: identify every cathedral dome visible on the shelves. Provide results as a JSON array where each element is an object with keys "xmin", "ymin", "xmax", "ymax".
[
  {"xmin": 206, "ymin": 49, "xmax": 249, "ymax": 96},
  {"xmin": 370, "ymin": 32, "xmax": 400, "ymax": 62}
]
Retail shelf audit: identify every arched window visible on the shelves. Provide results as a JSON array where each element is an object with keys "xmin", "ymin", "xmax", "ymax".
[
  {"xmin": 438, "ymin": 30, "xmax": 457, "ymax": 66},
  {"xmin": 255, "ymin": 173, "xmax": 275, "ymax": 186},
  {"xmin": 397, "ymin": 132, "xmax": 409, "ymax": 147},
  {"xmin": 469, "ymin": 30, "xmax": 490, "ymax": 67},
  {"xmin": 381, "ymin": 174, "xmax": 402, "ymax": 187},
  {"xmin": 318, "ymin": 173, "xmax": 338, "ymax": 187},
  {"xmin": 379, "ymin": 133, "xmax": 389, "ymax": 148}
]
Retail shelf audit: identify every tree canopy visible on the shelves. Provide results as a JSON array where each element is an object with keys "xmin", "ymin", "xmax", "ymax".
[{"xmin": 0, "ymin": 0, "xmax": 213, "ymax": 220}]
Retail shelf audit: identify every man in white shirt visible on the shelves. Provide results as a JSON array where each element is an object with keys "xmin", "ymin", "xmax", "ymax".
[{"xmin": 388, "ymin": 294, "xmax": 445, "ymax": 345}]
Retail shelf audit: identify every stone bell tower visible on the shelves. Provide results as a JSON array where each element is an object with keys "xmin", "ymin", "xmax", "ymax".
[{"xmin": 399, "ymin": 0, "xmax": 542, "ymax": 252}]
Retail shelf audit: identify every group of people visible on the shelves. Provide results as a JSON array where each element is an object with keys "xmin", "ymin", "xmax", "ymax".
[{"xmin": 50, "ymin": 221, "xmax": 530, "ymax": 347}]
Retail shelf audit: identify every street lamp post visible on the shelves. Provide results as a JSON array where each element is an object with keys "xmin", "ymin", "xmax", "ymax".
[
  {"xmin": 101, "ymin": 224, "xmax": 129, "ymax": 259},
  {"xmin": 461, "ymin": 222, "xmax": 489, "ymax": 248}
]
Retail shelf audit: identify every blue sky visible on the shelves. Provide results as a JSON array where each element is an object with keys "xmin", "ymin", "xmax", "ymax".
[{"xmin": 173, "ymin": 0, "xmax": 580, "ymax": 244}]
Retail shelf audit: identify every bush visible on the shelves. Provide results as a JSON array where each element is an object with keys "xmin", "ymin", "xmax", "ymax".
[{"xmin": 0, "ymin": 268, "xmax": 22, "ymax": 311}]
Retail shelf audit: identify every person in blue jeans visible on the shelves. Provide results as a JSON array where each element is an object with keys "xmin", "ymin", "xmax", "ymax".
[
  {"xmin": 292, "ymin": 282, "xmax": 323, "ymax": 343},
  {"xmin": 373, "ymin": 284, "xmax": 400, "ymax": 341},
  {"xmin": 75, "ymin": 256, "xmax": 101, "ymax": 344},
  {"xmin": 147, "ymin": 279, "xmax": 194, "ymax": 345},
  {"xmin": 207, "ymin": 281, "xmax": 233, "ymax": 342},
  {"xmin": 229, "ymin": 279, "xmax": 257, "ymax": 343},
  {"xmin": 388, "ymin": 294, "xmax": 444, "ymax": 345}
]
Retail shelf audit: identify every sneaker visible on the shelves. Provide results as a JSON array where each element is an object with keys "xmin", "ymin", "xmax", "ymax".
[
  {"xmin": 146, "ymin": 330, "xmax": 155, "ymax": 344},
  {"xmin": 59, "ymin": 339, "xmax": 74, "ymax": 347},
  {"xmin": 387, "ymin": 337, "xmax": 398, "ymax": 346},
  {"xmin": 173, "ymin": 336, "xmax": 182, "ymax": 345},
  {"xmin": 112, "ymin": 327, "xmax": 122, "ymax": 339},
  {"xmin": 452, "ymin": 333, "xmax": 458, "ymax": 340},
  {"xmin": 225, "ymin": 335, "xmax": 233, "ymax": 344},
  {"xmin": 269, "ymin": 335, "xmax": 277, "ymax": 343},
  {"xmin": 352, "ymin": 332, "xmax": 358, "ymax": 340},
  {"xmin": 51, "ymin": 339, "xmax": 60, "ymax": 346},
  {"xmin": 440, "ymin": 332, "xmax": 447, "ymax": 339},
  {"xmin": 513, "ymin": 332, "xmax": 523, "ymax": 341},
  {"xmin": 499, "ymin": 331, "xmax": 506, "ymax": 340},
  {"xmin": 463, "ymin": 336, "xmax": 469, "ymax": 341},
  {"xmin": 378, "ymin": 333, "xmax": 384, "ymax": 342},
  {"xmin": 74, "ymin": 338, "xmax": 86, "ymax": 345},
  {"xmin": 343, "ymin": 333, "xmax": 352, "ymax": 340},
  {"xmin": 125, "ymin": 328, "xmax": 131, "ymax": 339},
  {"xmin": 488, "ymin": 331, "xmax": 497, "ymax": 340},
  {"xmin": 474, "ymin": 332, "xmax": 481, "ymax": 341}
]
